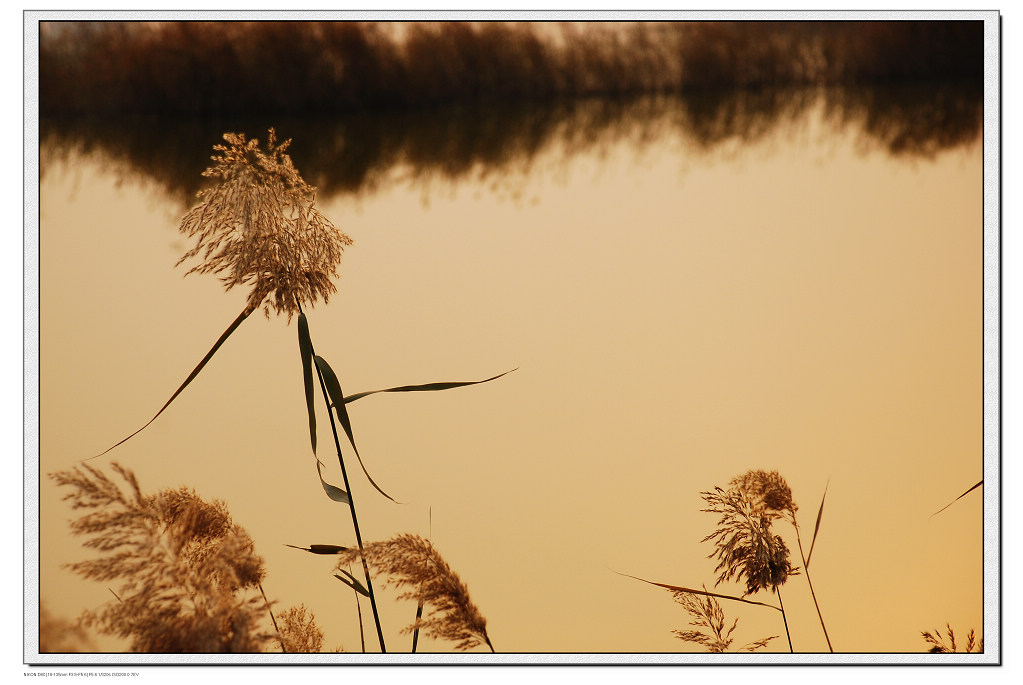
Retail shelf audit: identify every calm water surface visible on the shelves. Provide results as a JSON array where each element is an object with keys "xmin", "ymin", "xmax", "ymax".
[{"xmin": 39, "ymin": 88, "xmax": 983, "ymax": 654}]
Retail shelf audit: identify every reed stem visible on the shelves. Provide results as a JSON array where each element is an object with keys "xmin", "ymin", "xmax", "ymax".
[
  {"xmin": 259, "ymin": 582, "xmax": 286, "ymax": 653},
  {"xmin": 301, "ymin": 306, "xmax": 387, "ymax": 653},
  {"xmin": 313, "ymin": 356, "xmax": 387, "ymax": 653},
  {"xmin": 354, "ymin": 574, "xmax": 366, "ymax": 654},
  {"xmin": 776, "ymin": 586, "xmax": 793, "ymax": 653},
  {"xmin": 793, "ymin": 521, "xmax": 833, "ymax": 652}
]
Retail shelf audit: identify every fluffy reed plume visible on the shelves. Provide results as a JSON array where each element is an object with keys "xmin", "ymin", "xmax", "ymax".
[
  {"xmin": 38, "ymin": 603, "xmax": 97, "ymax": 653},
  {"xmin": 731, "ymin": 470, "xmax": 797, "ymax": 520},
  {"xmin": 922, "ymin": 624, "xmax": 983, "ymax": 653},
  {"xmin": 274, "ymin": 605, "xmax": 325, "ymax": 653},
  {"xmin": 49, "ymin": 463, "xmax": 274, "ymax": 652},
  {"xmin": 177, "ymin": 128, "xmax": 353, "ymax": 319},
  {"xmin": 701, "ymin": 474, "xmax": 799, "ymax": 595},
  {"xmin": 670, "ymin": 587, "xmax": 777, "ymax": 653},
  {"xmin": 336, "ymin": 534, "xmax": 494, "ymax": 652}
]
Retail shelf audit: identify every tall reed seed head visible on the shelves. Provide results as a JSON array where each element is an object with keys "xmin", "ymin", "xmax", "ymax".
[
  {"xmin": 730, "ymin": 469, "xmax": 797, "ymax": 520},
  {"xmin": 701, "ymin": 470, "xmax": 800, "ymax": 596},
  {"xmin": 49, "ymin": 463, "xmax": 273, "ymax": 652},
  {"xmin": 335, "ymin": 534, "xmax": 494, "ymax": 652},
  {"xmin": 177, "ymin": 129, "xmax": 353, "ymax": 320},
  {"xmin": 670, "ymin": 586, "xmax": 777, "ymax": 653}
]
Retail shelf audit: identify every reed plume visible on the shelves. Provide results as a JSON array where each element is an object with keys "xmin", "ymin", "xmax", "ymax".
[
  {"xmin": 670, "ymin": 586, "xmax": 777, "ymax": 653},
  {"xmin": 701, "ymin": 483, "xmax": 798, "ymax": 596},
  {"xmin": 274, "ymin": 605, "xmax": 325, "ymax": 653},
  {"xmin": 38, "ymin": 604, "xmax": 97, "ymax": 653},
  {"xmin": 730, "ymin": 470, "xmax": 797, "ymax": 518},
  {"xmin": 336, "ymin": 534, "xmax": 494, "ymax": 652},
  {"xmin": 49, "ymin": 463, "xmax": 274, "ymax": 652},
  {"xmin": 177, "ymin": 128, "xmax": 353, "ymax": 319},
  {"xmin": 921, "ymin": 624, "xmax": 983, "ymax": 653}
]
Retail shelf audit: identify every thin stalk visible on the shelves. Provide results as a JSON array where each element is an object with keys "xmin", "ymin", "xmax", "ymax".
[
  {"xmin": 411, "ymin": 598, "xmax": 424, "ymax": 653},
  {"xmin": 353, "ymin": 576, "xmax": 366, "ymax": 653},
  {"xmin": 300, "ymin": 306, "xmax": 387, "ymax": 653},
  {"xmin": 793, "ymin": 521, "xmax": 833, "ymax": 652},
  {"xmin": 314, "ymin": 355, "xmax": 387, "ymax": 653},
  {"xmin": 776, "ymin": 586, "xmax": 793, "ymax": 653},
  {"xmin": 259, "ymin": 583, "xmax": 286, "ymax": 653}
]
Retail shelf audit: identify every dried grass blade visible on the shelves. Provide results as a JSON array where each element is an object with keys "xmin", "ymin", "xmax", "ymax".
[
  {"xmin": 931, "ymin": 480, "xmax": 983, "ymax": 517},
  {"xmin": 298, "ymin": 313, "xmax": 316, "ymax": 454},
  {"xmin": 342, "ymin": 368, "xmax": 517, "ymax": 405},
  {"xmin": 88, "ymin": 305, "xmax": 252, "ymax": 460},
  {"xmin": 615, "ymin": 570, "xmax": 781, "ymax": 611},
  {"xmin": 805, "ymin": 479, "xmax": 829, "ymax": 570},
  {"xmin": 314, "ymin": 355, "xmax": 399, "ymax": 503}
]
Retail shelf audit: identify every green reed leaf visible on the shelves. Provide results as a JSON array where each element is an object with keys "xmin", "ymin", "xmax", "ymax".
[
  {"xmin": 88, "ymin": 305, "xmax": 253, "ymax": 460},
  {"xmin": 285, "ymin": 544, "xmax": 352, "ymax": 555},
  {"xmin": 316, "ymin": 459, "xmax": 349, "ymax": 504},
  {"xmin": 342, "ymin": 368, "xmax": 518, "ymax": 405},
  {"xmin": 314, "ymin": 355, "xmax": 399, "ymax": 503},
  {"xmin": 805, "ymin": 479, "xmax": 829, "ymax": 570},
  {"xmin": 335, "ymin": 570, "xmax": 370, "ymax": 597},
  {"xmin": 931, "ymin": 480, "xmax": 983, "ymax": 517},
  {"xmin": 298, "ymin": 313, "xmax": 316, "ymax": 454}
]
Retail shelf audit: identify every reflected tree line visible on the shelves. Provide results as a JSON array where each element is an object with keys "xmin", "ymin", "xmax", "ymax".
[{"xmin": 41, "ymin": 83, "xmax": 982, "ymax": 206}]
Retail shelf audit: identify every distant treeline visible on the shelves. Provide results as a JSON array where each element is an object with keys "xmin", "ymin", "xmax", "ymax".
[{"xmin": 38, "ymin": 21, "xmax": 983, "ymax": 116}]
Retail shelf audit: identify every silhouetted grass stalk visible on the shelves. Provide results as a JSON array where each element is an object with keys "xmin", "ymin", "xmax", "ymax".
[
  {"xmin": 301, "ymin": 306, "xmax": 386, "ymax": 653},
  {"xmin": 259, "ymin": 583, "xmax": 286, "ymax": 653},
  {"xmin": 775, "ymin": 587, "xmax": 793, "ymax": 653},
  {"xmin": 792, "ymin": 521, "xmax": 832, "ymax": 651}
]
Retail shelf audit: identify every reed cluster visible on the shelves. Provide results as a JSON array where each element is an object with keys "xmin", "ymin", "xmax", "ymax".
[
  {"xmin": 53, "ymin": 127, "xmax": 504, "ymax": 654},
  {"xmin": 48, "ymin": 463, "xmax": 276, "ymax": 652},
  {"xmin": 921, "ymin": 625, "xmax": 983, "ymax": 654}
]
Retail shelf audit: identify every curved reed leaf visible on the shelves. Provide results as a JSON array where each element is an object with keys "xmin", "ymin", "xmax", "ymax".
[
  {"xmin": 615, "ymin": 570, "xmax": 782, "ymax": 612},
  {"xmin": 88, "ymin": 305, "xmax": 253, "ymax": 460},
  {"xmin": 931, "ymin": 480, "xmax": 983, "ymax": 517},
  {"xmin": 314, "ymin": 355, "xmax": 398, "ymax": 503},
  {"xmin": 284, "ymin": 544, "xmax": 352, "ymax": 555},
  {"xmin": 341, "ymin": 369, "xmax": 518, "ymax": 405},
  {"xmin": 335, "ymin": 569, "xmax": 370, "ymax": 597},
  {"xmin": 316, "ymin": 459, "xmax": 349, "ymax": 504},
  {"xmin": 805, "ymin": 479, "xmax": 829, "ymax": 570},
  {"xmin": 298, "ymin": 314, "xmax": 316, "ymax": 454}
]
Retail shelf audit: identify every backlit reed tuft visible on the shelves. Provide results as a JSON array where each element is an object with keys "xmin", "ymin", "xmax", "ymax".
[
  {"xmin": 701, "ymin": 483, "xmax": 798, "ymax": 596},
  {"xmin": 731, "ymin": 470, "xmax": 796, "ymax": 519},
  {"xmin": 335, "ymin": 534, "xmax": 494, "ymax": 652},
  {"xmin": 274, "ymin": 605, "xmax": 325, "ymax": 653},
  {"xmin": 39, "ymin": 604, "xmax": 97, "ymax": 653},
  {"xmin": 177, "ymin": 128, "xmax": 353, "ymax": 319},
  {"xmin": 49, "ymin": 463, "xmax": 273, "ymax": 652},
  {"xmin": 922, "ymin": 624, "xmax": 983, "ymax": 653},
  {"xmin": 670, "ymin": 586, "xmax": 777, "ymax": 653}
]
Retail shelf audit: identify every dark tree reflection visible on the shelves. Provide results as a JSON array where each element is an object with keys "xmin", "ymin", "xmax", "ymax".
[{"xmin": 40, "ymin": 84, "xmax": 981, "ymax": 210}]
